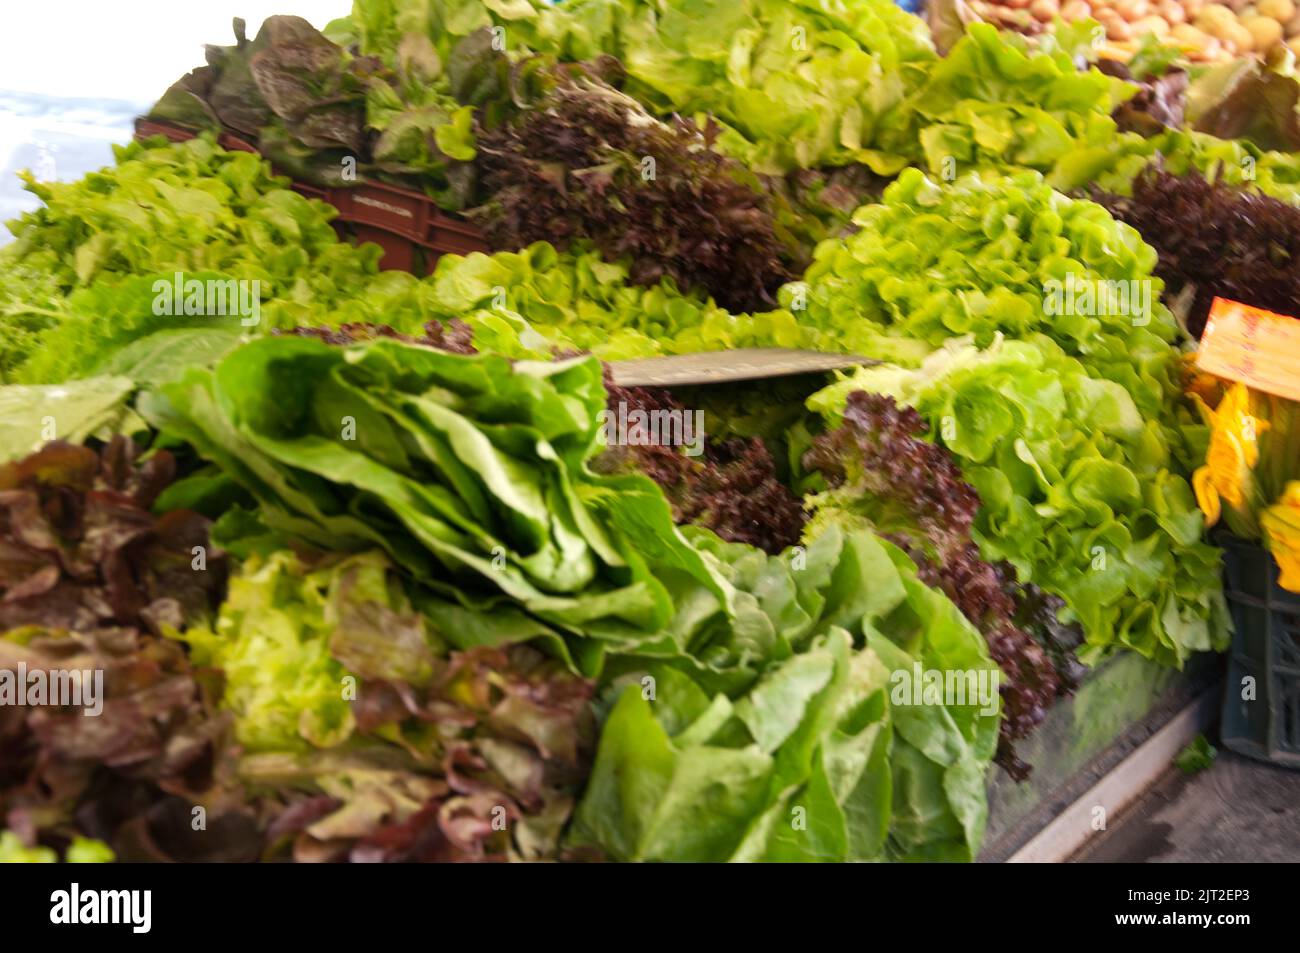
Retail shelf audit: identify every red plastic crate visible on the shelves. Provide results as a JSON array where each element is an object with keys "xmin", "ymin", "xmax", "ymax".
[
  {"xmin": 135, "ymin": 117, "xmax": 259, "ymax": 156},
  {"xmin": 133, "ymin": 117, "xmax": 488, "ymax": 272}
]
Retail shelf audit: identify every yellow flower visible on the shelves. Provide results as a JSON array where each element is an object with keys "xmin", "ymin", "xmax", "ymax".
[
  {"xmin": 1190, "ymin": 383, "xmax": 1269, "ymax": 527},
  {"xmin": 1262, "ymin": 483, "xmax": 1300, "ymax": 593},
  {"xmin": 1192, "ymin": 467, "xmax": 1221, "ymax": 526}
]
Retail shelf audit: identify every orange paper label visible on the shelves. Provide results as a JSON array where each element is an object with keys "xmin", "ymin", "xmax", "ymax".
[{"xmin": 1196, "ymin": 298, "xmax": 1300, "ymax": 403}]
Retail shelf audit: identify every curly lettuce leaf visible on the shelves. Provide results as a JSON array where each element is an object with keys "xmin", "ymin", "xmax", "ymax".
[{"xmin": 809, "ymin": 337, "xmax": 1229, "ymax": 667}]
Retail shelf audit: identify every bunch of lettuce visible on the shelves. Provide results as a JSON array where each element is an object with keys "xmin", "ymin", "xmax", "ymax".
[
  {"xmin": 150, "ymin": 16, "xmax": 477, "ymax": 201},
  {"xmin": 1092, "ymin": 165, "xmax": 1300, "ymax": 338},
  {"xmin": 151, "ymin": 17, "xmax": 372, "ymax": 157},
  {"xmin": 879, "ymin": 14, "xmax": 1298, "ymax": 192},
  {"xmin": 365, "ymin": 32, "xmax": 478, "ymax": 200},
  {"xmin": 140, "ymin": 335, "xmax": 738, "ymax": 671},
  {"xmin": 595, "ymin": 376, "xmax": 805, "ymax": 555},
  {"xmin": 1, "ymin": 136, "xmax": 386, "ymax": 385},
  {"xmin": 809, "ymin": 337, "xmax": 1229, "ymax": 667},
  {"xmin": 802, "ymin": 391, "xmax": 1084, "ymax": 779},
  {"xmin": 788, "ymin": 168, "xmax": 1182, "ymax": 418},
  {"xmin": 573, "ymin": 525, "xmax": 1000, "ymax": 862},
  {"xmin": 0, "ymin": 438, "xmax": 227, "ymax": 635},
  {"xmin": 390, "ymin": 241, "xmax": 817, "ymax": 360},
  {"xmin": 0, "ymin": 438, "xmax": 242, "ymax": 862},
  {"xmin": 470, "ymin": 58, "xmax": 793, "ymax": 311},
  {"xmin": 887, "ymin": 22, "xmax": 1133, "ymax": 181},
  {"xmin": 5, "ymin": 137, "xmax": 373, "ymax": 296},
  {"xmin": 1057, "ymin": 127, "xmax": 1300, "ymax": 204},
  {"xmin": 340, "ymin": 0, "xmax": 548, "ymax": 66},
  {"xmin": 0, "ymin": 623, "xmax": 242, "ymax": 862},
  {"xmin": 174, "ymin": 549, "xmax": 595, "ymax": 862}
]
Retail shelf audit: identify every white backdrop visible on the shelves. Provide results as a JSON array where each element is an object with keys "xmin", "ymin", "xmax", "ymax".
[
  {"xmin": 0, "ymin": 1, "xmax": 349, "ymax": 101},
  {"xmin": 0, "ymin": 1, "xmax": 350, "ymax": 238}
]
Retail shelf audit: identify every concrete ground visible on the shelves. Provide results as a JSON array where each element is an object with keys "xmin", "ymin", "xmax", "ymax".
[{"xmin": 1074, "ymin": 747, "xmax": 1300, "ymax": 862}]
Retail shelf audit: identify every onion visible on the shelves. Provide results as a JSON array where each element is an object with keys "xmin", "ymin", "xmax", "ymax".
[
  {"xmin": 1244, "ymin": 13, "xmax": 1285, "ymax": 45},
  {"xmin": 1115, "ymin": 0, "xmax": 1151, "ymax": 18},
  {"xmin": 1134, "ymin": 13, "xmax": 1173, "ymax": 34},
  {"xmin": 1030, "ymin": 0, "xmax": 1061, "ymax": 20},
  {"xmin": 1260, "ymin": 0, "xmax": 1296, "ymax": 18},
  {"xmin": 1159, "ymin": 0, "xmax": 1188, "ymax": 23}
]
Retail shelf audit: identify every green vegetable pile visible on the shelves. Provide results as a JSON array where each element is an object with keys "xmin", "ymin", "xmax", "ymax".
[
  {"xmin": 578, "ymin": 527, "xmax": 998, "ymax": 862},
  {"xmin": 0, "ymin": 331, "xmax": 1002, "ymax": 861},
  {"xmin": 0, "ymin": 0, "xmax": 1260, "ymax": 865},
  {"xmin": 790, "ymin": 167, "xmax": 1181, "ymax": 392},
  {"xmin": 0, "ymin": 136, "xmax": 384, "ymax": 385}
]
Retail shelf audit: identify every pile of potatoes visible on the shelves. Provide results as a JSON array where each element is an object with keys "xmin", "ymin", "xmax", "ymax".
[{"xmin": 970, "ymin": 0, "xmax": 1300, "ymax": 60}]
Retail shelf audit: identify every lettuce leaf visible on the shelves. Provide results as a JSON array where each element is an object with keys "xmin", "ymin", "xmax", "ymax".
[
  {"xmin": 571, "ymin": 526, "xmax": 1000, "ymax": 862},
  {"xmin": 140, "ymin": 336, "xmax": 731, "ymax": 660},
  {"xmin": 0, "ymin": 377, "xmax": 142, "ymax": 464},
  {"xmin": 174, "ymin": 548, "xmax": 597, "ymax": 862},
  {"xmin": 809, "ymin": 337, "xmax": 1229, "ymax": 667}
]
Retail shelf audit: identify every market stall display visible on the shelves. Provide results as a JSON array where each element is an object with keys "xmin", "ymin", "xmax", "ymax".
[
  {"xmin": 0, "ymin": 0, "xmax": 1295, "ymax": 864},
  {"xmin": 1180, "ymin": 301, "xmax": 1300, "ymax": 765}
]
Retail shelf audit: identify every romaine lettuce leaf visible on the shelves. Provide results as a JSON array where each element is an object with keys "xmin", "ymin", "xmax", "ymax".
[
  {"xmin": 571, "ymin": 526, "xmax": 1000, "ymax": 862},
  {"xmin": 141, "ymin": 336, "xmax": 732, "ymax": 658}
]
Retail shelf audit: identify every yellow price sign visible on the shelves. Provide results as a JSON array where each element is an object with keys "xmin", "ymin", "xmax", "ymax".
[{"xmin": 1196, "ymin": 298, "xmax": 1300, "ymax": 403}]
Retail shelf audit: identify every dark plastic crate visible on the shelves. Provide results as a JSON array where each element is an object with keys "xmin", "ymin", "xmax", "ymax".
[{"xmin": 1219, "ymin": 532, "xmax": 1300, "ymax": 768}]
